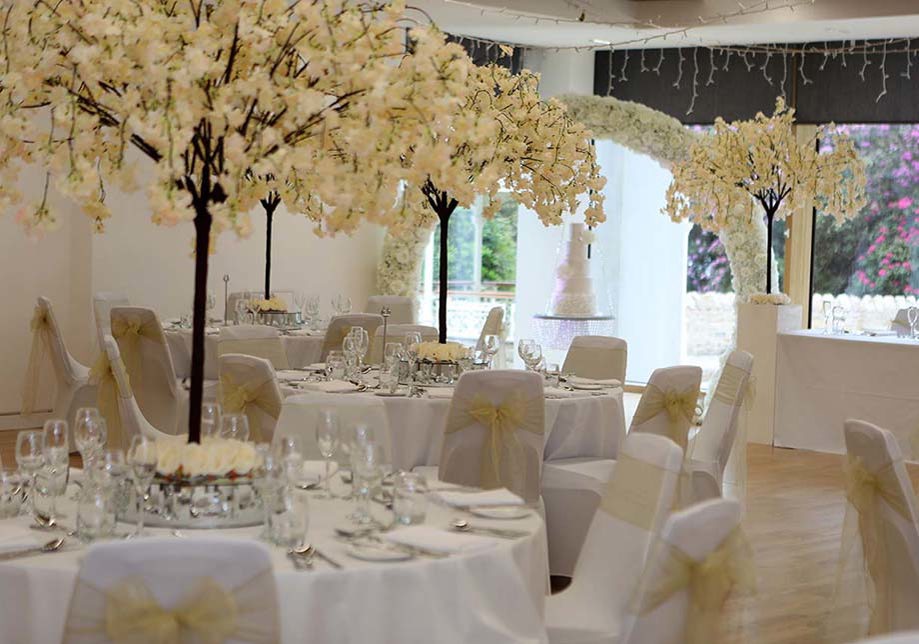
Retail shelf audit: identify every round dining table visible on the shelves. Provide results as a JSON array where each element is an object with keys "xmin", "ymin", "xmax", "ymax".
[{"xmin": 0, "ymin": 476, "xmax": 548, "ymax": 644}]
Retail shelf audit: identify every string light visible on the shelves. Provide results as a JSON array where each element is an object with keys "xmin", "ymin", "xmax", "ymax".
[
  {"xmin": 877, "ymin": 40, "xmax": 889, "ymax": 103},
  {"xmin": 687, "ymin": 47, "xmax": 700, "ymax": 115},
  {"xmin": 674, "ymin": 48, "xmax": 685, "ymax": 88}
]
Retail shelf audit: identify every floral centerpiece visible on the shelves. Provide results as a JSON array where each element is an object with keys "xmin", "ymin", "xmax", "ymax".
[
  {"xmin": 154, "ymin": 437, "xmax": 259, "ymax": 483},
  {"xmin": 417, "ymin": 341, "xmax": 467, "ymax": 363},
  {"xmin": 252, "ymin": 297, "xmax": 287, "ymax": 313}
]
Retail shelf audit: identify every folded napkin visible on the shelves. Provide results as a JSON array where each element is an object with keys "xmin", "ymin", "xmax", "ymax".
[
  {"xmin": 544, "ymin": 387, "xmax": 576, "ymax": 399},
  {"xmin": 569, "ymin": 376, "xmax": 622, "ymax": 388},
  {"xmin": 431, "ymin": 488, "xmax": 525, "ymax": 508},
  {"xmin": 276, "ymin": 370, "xmax": 312, "ymax": 381},
  {"xmin": 425, "ymin": 388, "xmax": 454, "ymax": 399},
  {"xmin": 301, "ymin": 380, "xmax": 358, "ymax": 394},
  {"xmin": 382, "ymin": 525, "xmax": 498, "ymax": 554},
  {"xmin": 300, "ymin": 460, "xmax": 339, "ymax": 484},
  {"xmin": 0, "ymin": 528, "xmax": 41, "ymax": 555}
]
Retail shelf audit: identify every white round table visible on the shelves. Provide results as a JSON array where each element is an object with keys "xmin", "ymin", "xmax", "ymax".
[{"xmin": 0, "ymin": 480, "xmax": 548, "ymax": 644}]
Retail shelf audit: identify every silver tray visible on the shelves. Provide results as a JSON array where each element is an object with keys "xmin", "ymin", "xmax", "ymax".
[
  {"xmin": 256, "ymin": 311, "xmax": 303, "ymax": 327},
  {"xmin": 119, "ymin": 481, "xmax": 263, "ymax": 529}
]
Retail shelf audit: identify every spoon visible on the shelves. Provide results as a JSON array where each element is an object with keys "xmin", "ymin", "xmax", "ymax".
[
  {"xmin": 0, "ymin": 537, "xmax": 65, "ymax": 561},
  {"xmin": 32, "ymin": 512, "xmax": 77, "ymax": 537},
  {"xmin": 294, "ymin": 543, "xmax": 342, "ymax": 569},
  {"xmin": 450, "ymin": 519, "xmax": 528, "ymax": 539},
  {"xmin": 287, "ymin": 546, "xmax": 314, "ymax": 570}
]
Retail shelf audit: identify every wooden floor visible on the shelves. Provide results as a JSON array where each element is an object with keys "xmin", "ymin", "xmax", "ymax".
[{"xmin": 0, "ymin": 431, "xmax": 910, "ymax": 644}]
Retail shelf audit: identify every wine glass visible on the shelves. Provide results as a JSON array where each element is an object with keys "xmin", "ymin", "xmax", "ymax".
[
  {"xmin": 253, "ymin": 445, "xmax": 284, "ymax": 541},
  {"xmin": 350, "ymin": 440, "xmax": 383, "ymax": 525},
  {"xmin": 404, "ymin": 332, "xmax": 423, "ymax": 360},
  {"xmin": 201, "ymin": 402, "xmax": 222, "ymax": 439},
  {"xmin": 517, "ymin": 339, "xmax": 536, "ymax": 368},
  {"xmin": 383, "ymin": 342, "xmax": 403, "ymax": 370},
  {"xmin": 315, "ymin": 409, "xmax": 340, "ymax": 499},
  {"xmin": 235, "ymin": 298, "xmax": 248, "ymax": 325},
  {"xmin": 40, "ymin": 420, "xmax": 69, "ymax": 520},
  {"xmin": 220, "ymin": 414, "xmax": 250, "ymax": 442},
  {"xmin": 909, "ymin": 307, "xmax": 919, "ymax": 339},
  {"xmin": 96, "ymin": 448, "xmax": 128, "ymax": 513},
  {"xmin": 483, "ymin": 334, "xmax": 500, "ymax": 368},
  {"xmin": 349, "ymin": 327, "xmax": 370, "ymax": 368},
  {"xmin": 42, "ymin": 420, "xmax": 69, "ymax": 465},
  {"xmin": 16, "ymin": 431, "xmax": 44, "ymax": 518},
  {"xmin": 342, "ymin": 336, "xmax": 358, "ymax": 380},
  {"xmin": 74, "ymin": 408, "xmax": 106, "ymax": 468},
  {"xmin": 292, "ymin": 291, "xmax": 306, "ymax": 317},
  {"xmin": 127, "ymin": 436, "xmax": 157, "ymax": 538},
  {"xmin": 305, "ymin": 296, "xmax": 321, "ymax": 330},
  {"xmin": 332, "ymin": 294, "xmax": 352, "ymax": 316},
  {"xmin": 206, "ymin": 292, "xmax": 216, "ymax": 321}
]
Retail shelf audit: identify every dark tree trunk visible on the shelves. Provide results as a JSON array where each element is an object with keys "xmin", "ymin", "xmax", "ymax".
[
  {"xmin": 262, "ymin": 194, "xmax": 280, "ymax": 300},
  {"xmin": 425, "ymin": 186, "xmax": 459, "ymax": 344},
  {"xmin": 765, "ymin": 208, "xmax": 776, "ymax": 294},
  {"xmin": 188, "ymin": 207, "xmax": 212, "ymax": 444}
]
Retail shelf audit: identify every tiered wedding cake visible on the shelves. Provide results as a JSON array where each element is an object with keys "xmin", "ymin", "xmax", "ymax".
[{"xmin": 548, "ymin": 223, "xmax": 599, "ymax": 317}]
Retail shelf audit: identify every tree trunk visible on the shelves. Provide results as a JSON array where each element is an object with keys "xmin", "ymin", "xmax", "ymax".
[
  {"xmin": 264, "ymin": 205, "xmax": 275, "ymax": 300},
  {"xmin": 765, "ymin": 209, "xmax": 775, "ymax": 294},
  {"xmin": 438, "ymin": 211, "xmax": 450, "ymax": 343},
  {"xmin": 188, "ymin": 207, "xmax": 212, "ymax": 444}
]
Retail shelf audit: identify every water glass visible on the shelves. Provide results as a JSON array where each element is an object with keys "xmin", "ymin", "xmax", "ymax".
[
  {"xmin": 393, "ymin": 471, "xmax": 428, "ymax": 525},
  {"xmin": 201, "ymin": 402, "xmax": 222, "ymax": 439},
  {"xmin": 34, "ymin": 460, "xmax": 68, "ymax": 521},
  {"xmin": 327, "ymin": 350, "xmax": 346, "ymax": 381},
  {"xmin": 351, "ymin": 441, "xmax": 383, "ymax": 525},
  {"xmin": 0, "ymin": 471, "xmax": 24, "ymax": 518},
  {"xmin": 404, "ymin": 332, "xmax": 423, "ymax": 360},
  {"xmin": 76, "ymin": 485, "xmax": 116, "ymax": 542},
  {"xmin": 547, "ymin": 363, "xmax": 561, "ymax": 388},
  {"xmin": 315, "ymin": 410, "xmax": 340, "ymax": 499},
  {"xmin": 16, "ymin": 430, "xmax": 44, "ymax": 516},
  {"xmin": 253, "ymin": 446, "xmax": 285, "ymax": 540},
  {"xmin": 270, "ymin": 490, "xmax": 309, "ymax": 549},
  {"xmin": 128, "ymin": 436, "xmax": 157, "ymax": 537},
  {"xmin": 74, "ymin": 408, "xmax": 106, "ymax": 467},
  {"xmin": 97, "ymin": 449, "xmax": 129, "ymax": 514},
  {"xmin": 332, "ymin": 294, "xmax": 352, "ymax": 316},
  {"xmin": 220, "ymin": 414, "xmax": 250, "ymax": 442},
  {"xmin": 42, "ymin": 419, "xmax": 69, "ymax": 459},
  {"xmin": 383, "ymin": 342, "xmax": 403, "ymax": 369},
  {"xmin": 483, "ymin": 334, "xmax": 500, "ymax": 367}
]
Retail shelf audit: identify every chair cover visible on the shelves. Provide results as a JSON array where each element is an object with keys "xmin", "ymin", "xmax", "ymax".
[
  {"xmin": 62, "ymin": 538, "xmax": 280, "ymax": 644},
  {"xmin": 110, "ymin": 306, "xmax": 187, "ymax": 435},
  {"xmin": 622, "ymin": 499, "xmax": 754, "ymax": 644},
  {"xmin": 319, "ymin": 314, "xmax": 383, "ymax": 361},
  {"xmin": 828, "ymin": 420, "xmax": 919, "ymax": 642},
  {"xmin": 368, "ymin": 324, "xmax": 438, "ymax": 363},
  {"xmin": 439, "ymin": 370, "xmax": 545, "ymax": 504},
  {"xmin": 365, "ymin": 295, "xmax": 415, "ymax": 324},
  {"xmin": 21, "ymin": 297, "xmax": 97, "ymax": 428},
  {"xmin": 219, "ymin": 354, "xmax": 283, "ymax": 443},
  {"xmin": 218, "ymin": 326, "xmax": 289, "ymax": 370},
  {"xmin": 630, "ymin": 366, "xmax": 702, "ymax": 452},
  {"xmin": 475, "ymin": 306, "xmax": 506, "ymax": 368},
  {"xmin": 227, "ymin": 291, "xmax": 254, "ymax": 322},
  {"xmin": 545, "ymin": 434, "xmax": 684, "ymax": 644},
  {"xmin": 892, "ymin": 309, "xmax": 911, "ymax": 337},
  {"xmin": 274, "ymin": 392, "xmax": 392, "ymax": 464},
  {"xmin": 561, "ymin": 336, "xmax": 627, "ymax": 383},
  {"xmin": 92, "ymin": 292, "xmax": 129, "ymax": 349}
]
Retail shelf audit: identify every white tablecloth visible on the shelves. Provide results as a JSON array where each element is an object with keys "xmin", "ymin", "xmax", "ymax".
[
  {"xmin": 165, "ymin": 328, "xmax": 324, "ymax": 379},
  {"xmin": 278, "ymin": 388, "xmax": 626, "ymax": 471},
  {"xmin": 775, "ymin": 329, "xmax": 919, "ymax": 456},
  {"xmin": 0, "ymin": 483, "xmax": 548, "ymax": 644}
]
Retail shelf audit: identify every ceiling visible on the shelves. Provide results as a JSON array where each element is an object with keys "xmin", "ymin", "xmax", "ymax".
[{"xmin": 409, "ymin": 0, "xmax": 919, "ymax": 49}]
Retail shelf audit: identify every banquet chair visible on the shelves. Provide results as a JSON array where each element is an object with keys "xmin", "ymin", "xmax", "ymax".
[
  {"xmin": 110, "ymin": 306, "xmax": 191, "ymax": 435},
  {"xmin": 630, "ymin": 366, "xmax": 702, "ymax": 449},
  {"xmin": 620, "ymin": 498, "xmax": 751, "ymax": 644},
  {"xmin": 685, "ymin": 350, "xmax": 753, "ymax": 504},
  {"xmin": 319, "ymin": 313, "xmax": 383, "ymax": 361},
  {"xmin": 219, "ymin": 354, "xmax": 284, "ymax": 443},
  {"xmin": 365, "ymin": 294, "xmax": 415, "ymax": 324},
  {"xmin": 62, "ymin": 538, "xmax": 280, "ymax": 644},
  {"xmin": 368, "ymin": 324, "xmax": 438, "ymax": 363},
  {"xmin": 545, "ymin": 434, "xmax": 683, "ymax": 644},
  {"xmin": 227, "ymin": 290, "xmax": 254, "ymax": 322},
  {"xmin": 892, "ymin": 308, "xmax": 911, "ymax": 337},
  {"xmin": 92, "ymin": 291, "xmax": 129, "ymax": 349},
  {"xmin": 561, "ymin": 335, "xmax": 627, "ymax": 383},
  {"xmin": 540, "ymin": 366, "xmax": 699, "ymax": 575},
  {"xmin": 437, "ymin": 370, "xmax": 545, "ymax": 504},
  {"xmin": 20, "ymin": 297, "xmax": 97, "ymax": 432},
  {"xmin": 475, "ymin": 306, "xmax": 506, "ymax": 368},
  {"xmin": 218, "ymin": 325, "xmax": 289, "ymax": 370}
]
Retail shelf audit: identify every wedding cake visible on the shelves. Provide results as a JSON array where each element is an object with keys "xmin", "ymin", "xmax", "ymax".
[{"xmin": 548, "ymin": 223, "xmax": 599, "ymax": 317}]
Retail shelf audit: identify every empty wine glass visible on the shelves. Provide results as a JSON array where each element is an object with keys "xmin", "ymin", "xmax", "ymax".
[
  {"xmin": 517, "ymin": 339, "xmax": 537, "ymax": 369},
  {"xmin": 292, "ymin": 291, "xmax": 306, "ymax": 317},
  {"xmin": 909, "ymin": 307, "xmax": 919, "ymax": 339},
  {"xmin": 483, "ymin": 334, "xmax": 500, "ymax": 368},
  {"xmin": 349, "ymin": 327, "xmax": 370, "ymax": 368},
  {"xmin": 315, "ymin": 409, "xmax": 340, "ymax": 499},
  {"xmin": 305, "ymin": 296, "xmax": 321, "ymax": 330},
  {"xmin": 383, "ymin": 342, "xmax": 403, "ymax": 369},
  {"xmin": 220, "ymin": 414, "xmax": 250, "ymax": 442},
  {"xmin": 350, "ymin": 440, "xmax": 383, "ymax": 525},
  {"xmin": 16, "ymin": 431, "xmax": 44, "ymax": 517},
  {"xmin": 332, "ymin": 294, "xmax": 352, "ymax": 316},
  {"xmin": 206, "ymin": 292, "xmax": 216, "ymax": 320},
  {"xmin": 74, "ymin": 408, "xmax": 106, "ymax": 468},
  {"xmin": 127, "ymin": 436, "xmax": 157, "ymax": 538},
  {"xmin": 42, "ymin": 420, "xmax": 69, "ymax": 465},
  {"xmin": 201, "ymin": 402, "xmax": 222, "ymax": 439},
  {"xmin": 404, "ymin": 332, "xmax": 423, "ymax": 360}
]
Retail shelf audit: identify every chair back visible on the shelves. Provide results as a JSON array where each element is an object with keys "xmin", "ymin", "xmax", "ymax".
[
  {"xmin": 218, "ymin": 325, "xmax": 289, "ymax": 370},
  {"xmin": 474, "ymin": 307, "xmax": 506, "ymax": 367},
  {"xmin": 562, "ymin": 335, "xmax": 628, "ymax": 382},
  {"xmin": 368, "ymin": 324, "xmax": 438, "ymax": 363},
  {"xmin": 93, "ymin": 292, "xmax": 129, "ymax": 348},
  {"xmin": 219, "ymin": 354, "xmax": 283, "ymax": 443},
  {"xmin": 630, "ymin": 366, "xmax": 702, "ymax": 452},
  {"xmin": 365, "ymin": 295, "xmax": 415, "ymax": 324},
  {"xmin": 892, "ymin": 309, "xmax": 911, "ymax": 337},
  {"xmin": 567, "ymin": 433, "xmax": 684, "ymax": 635},
  {"xmin": 319, "ymin": 314, "xmax": 383, "ymax": 361},
  {"xmin": 440, "ymin": 370, "xmax": 545, "ymax": 503},
  {"xmin": 62, "ymin": 538, "xmax": 279, "ymax": 644},
  {"xmin": 38, "ymin": 296, "xmax": 84, "ymax": 385}
]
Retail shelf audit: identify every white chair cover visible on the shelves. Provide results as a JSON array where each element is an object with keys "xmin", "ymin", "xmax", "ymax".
[
  {"xmin": 545, "ymin": 434, "xmax": 684, "ymax": 644},
  {"xmin": 439, "ymin": 370, "xmax": 545, "ymax": 504},
  {"xmin": 475, "ymin": 306, "xmax": 506, "ymax": 368},
  {"xmin": 219, "ymin": 354, "xmax": 283, "ymax": 443},
  {"xmin": 622, "ymin": 499, "xmax": 754, "ymax": 644},
  {"xmin": 110, "ymin": 306, "xmax": 188, "ymax": 435},
  {"xmin": 365, "ymin": 295, "xmax": 415, "ymax": 324},
  {"xmin": 92, "ymin": 292, "xmax": 129, "ymax": 349},
  {"xmin": 562, "ymin": 335, "xmax": 628, "ymax": 383},
  {"xmin": 274, "ymin": 392, "xmax": 392, "ymax": 464},
  {"xmin": 828, "ymin": 420, "xmax": 919, "ymax": 642},
  {"xmin": 368, "ymin": 324, "xmax": 438, "ymax": 363},
  {"xmin": 218, "ymin": 326, "xmax": 289, "ymax": 370},
  {"xmin": 21, "ymin": 297, "xmax": 97, "ymax": 430},
  {"xmin": 892, "ymin": 309, "xmax": 911, "ymax": 337},
  {"xmin": 630, "ymin": 366, "xmax": 702, "ymax": 453},
  {"xmin": 62, "ymin": 538, "xmax": 280, "ymax": 644},
  {"xmin": 227, "ymin": 291, "xmax": 254, "ymax": 322},
  {"xmin": 319, "ymin": 314, "xmax": 383, "ymax": 361}
]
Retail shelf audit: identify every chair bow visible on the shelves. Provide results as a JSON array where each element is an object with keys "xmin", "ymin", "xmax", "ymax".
[
  {"xmin": 105, "ymin": 577, "xmax": 237, "ymax": 644},
  {"xmin": 220, "ymin": 375, "xmax": 280, "ymax": 442},
  {"xmin": 111, "ymin": 316, "xmax": 161, "ymax": 384},
  {"xmin": 633, "ymin": 384, "xmax": 699, "ymax": 450},
  {"xmin": 90, "ymin": 353, "xmax": 128, "ymax": 449},
  {"xmin": 21, "ymin": 306, "xmax": 52, "ymax": 415}
]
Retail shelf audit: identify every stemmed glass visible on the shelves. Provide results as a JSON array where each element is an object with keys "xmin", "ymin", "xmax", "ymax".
[
  {"xmin": 206, "ymin": 292, "xmax": 217, "ymax": 322},
  {"xmin": 483, "ymin": 334, "xmax": 500, "ymax": 368},
  {"xmin": 253, "ymin": 445, "xmax": 284, "ymax": 541},
  {"xmin": 383, "ymin": 342, "xmax": 403, "ymax": 369},
  {"xmin": 201, "ymin": 402, "xmax": 222, "ymax": 439},
  {"xmin": 127, "ymin": 436, "xmax": 157, "ymax": 538},
  {"xmin": 349, "ymin": 327, "xmax": 370, "ymax": 370},
  {"xmin": 74, "ymin": 408, "xmax": 106, "ymax": 469},
  {"xmin": 517, "ymin": 339, "xmax": 543, "ymax": 371},
  {"xmin": 235, "ymin": 298, "xmax": 249, "ymax": 325},
  {"xmin": 220, "ymin": 414, "xmax": 250, "ymax": 442},
  {"xmin": 332, "ymin": 294, "xmax": 352, "ymax": 316},
  {"xmin": 404, "ymin": 332, "xmax": 423, "ymax": 362},
  {"xmin": 293, "ymin": 292, "xmax": 306, "ymax": 318},
  {"xmin": 315, "ymin": 409, "xmax": 340, "ymax": 499},
  {"xmin": 305, "ymin": 296, "xmax": 321, "ymax": 330},
  {"xmin": 350, "ymin": 440, "xmax": 383, "ymax": 525},
  {"xmin": 16, "ymin": 431, "xmax": 44, "ymax": 518},
  {"xmin": 908, "ymin": 307, "xmax": 919, "ymax": 339},
  {"xmin": 39, "ymin": 420, "xmax": 69, "ymax": 521},
  {"xmin": 822, "ymin": 300, "xmax": 832, "ymax": 334},
  {"xmin": 342, "ymin": 335, "xmax": 358, "ymax": 380}
]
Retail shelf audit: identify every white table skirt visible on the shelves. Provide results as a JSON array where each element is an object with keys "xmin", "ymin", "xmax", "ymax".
[
  {"xmin": 165, "ymin": 329, "xmax": 323, "ymax": 379},
  {"xmin": 278, "ymin": 389, "xmax": 626, "ymax": 471},
  {"xmin": 0, "ymin": 484, "xmax": 548, "ymax": 644},
  {"xmin": 774, "ymin": 330, "xmax": 919, "ymax": 456}
]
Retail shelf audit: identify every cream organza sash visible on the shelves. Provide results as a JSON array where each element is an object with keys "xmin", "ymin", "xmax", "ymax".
[
  {"xmin": 444, "ymin": 390, "xmax": 543, "ymax": 491},
  {"xmin": 563, "ymin": 346, "xmax": 626, "ymax": 382},
  {"xmin": 633, "ymin": 527, "xmax": 756, "ymax": 644},
  {"xmin": 63, "ymin": 571, "xmax": 279, "ymax": 644},
  {"xmin": 632, "ymin": 384, "xmax": 699, "ymax": 451},
  {"xmin": 21, "ymin": 306, "xmax": 52, "ymax": 415},
  {"xmin": 111, "ymin": 316, "xmax": 162, "ymax": 384},
  {"xmin": 89, "ymin": 353, "xmax": 128, "ymax": 450},
  {"xmin": 600, "ymin": 453, "xmax": 669, "ymax": 530},
  {"xmin": 220, "ymin": 375, "xmax": 280, "ymax": 443}
]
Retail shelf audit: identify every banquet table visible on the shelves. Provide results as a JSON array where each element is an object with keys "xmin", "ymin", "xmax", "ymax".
[
  {"xmin": 0, "ymin": 480, "xmax": 548, "ymax": 644},
  {"xmin": 165, "ymin": 326, "xmax": 324, "ymax": 379},
  {"xmin": 774, "ymin": 329, "xmax": 919, "ymax": 456}
]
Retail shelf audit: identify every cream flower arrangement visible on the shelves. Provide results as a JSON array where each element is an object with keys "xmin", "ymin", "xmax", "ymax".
[
  {"xmin": 252, "ymin": 297, "xmax": 287, "ymax": 313},
  {"xmin": 153, "ymin": 437, "xmax": 258, "ymax": 480},
  {"xmin": 417, "ymin": 341, "xmax": 467, "ymax": 362}
]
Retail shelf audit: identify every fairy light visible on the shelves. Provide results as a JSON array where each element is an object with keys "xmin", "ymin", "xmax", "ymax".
[
  {"xmin": 761, "ymin": 51, "xmax": 773, "ymax": 85},
  {"xmin": 798, "ymin": 50, "xmax": 812, "ymax": 85},
  {"xmin": 876, "ymin": 40, "xmax": 889, "ymax": 103},
  {"xmin": 673, "ymin": 48, "xmax": 685, "ymax": 88},
  {"xmin": 654, "ymin": 49, "xmax": 665, "ymax": 75},
  {"xmin": 707, "ymin": 48, "xmax": 716, "ymax": 86},
  {"xmin": 620, "ymin": 50, "xmax": 630, "ymax": 82},
  {"xmin": 687, "ymin": 47, "xmax": 700, "ymax": 115},
  {"xmin": 903, "ymin": 39, "xmax": 913, "ymax": 80},
  {"xmin": 780, "ymin": 53, "xmax": 788, "ymax": 98}
]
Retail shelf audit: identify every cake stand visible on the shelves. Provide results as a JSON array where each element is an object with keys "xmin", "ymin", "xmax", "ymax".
[{"xmin": 532, "ymin": 313, "xmax": 616, "ymax": 351}]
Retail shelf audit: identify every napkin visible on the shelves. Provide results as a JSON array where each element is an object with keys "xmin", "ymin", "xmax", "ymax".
[
  {"xmin": 382, "ymin": 526, "xmax": 498, "ymax": 554},
  {"xmin": 431, "ymin": 488, "xmax": 525, "ymax": 508},
  {"xmin": 0, "ymin": 528, "xmax": 41, "ymax": 555},
  {"xmin": 425, "ymin": 388, "xmax": 454, "ymax": 399},
  {"xmin": 276, "ymin": 370, "xmax": 312, "ymax": 381},
  {"xmin": 544, "ymin": 387, "xmax": 576, "ymax": 399},
  {"xmin": 284, "ymin": 329, "xmax": 314, "ymax": 336},
  {"xmin": 300, "ymin": 460, "xmax": 339, "ymax": 484},
  {"xmin": 569, "ymin": 376, "xmax": 622, "ymax": 388},
  {"xmin": 301, "ymin": 380, "xmax": 358, "ymax": 394}
]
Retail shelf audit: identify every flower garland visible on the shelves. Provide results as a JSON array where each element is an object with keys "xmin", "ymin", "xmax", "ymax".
[{"xmin": 376, "ymin": 223, "xmax": 434, "ymax": 298}]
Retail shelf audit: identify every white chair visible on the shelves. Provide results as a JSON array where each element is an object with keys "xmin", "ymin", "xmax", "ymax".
[
  {"xmin": 367, "ymin": 324, "xmax": 438, "ymax": 363},
  {"xmin": 365, "ymin": 295, "xmax": 415, "ymax": 324},
  {"xmin": 21, "ymin": 297, "xmax": 97, "ymax": 431},
  {"xmin": 540, "ymin": 365, "xmax": 700, "ymax": 577},
  {"xmin": 686, "ymin": 350, "xmax": 753, "ymax": 504},
  {"xmin": 892, "ymin": 309, "xmax": 911, "ymax": 337},
  {"xmin": 218, "ymin": 325, "xmax": 289, "ymax": 370},
  {"xmin": 475, "ymin": 306, "xmax": 506, "ymax": 368},
  {"xmin": 62, "ymin": 538, "xmax": 280, "ymax": 644},
  {"xmin": 545, "ymin": 434, "xmax": 684, "ymax": 644},
  {"xmin": 631, "ymin": 366, "xmax": 702, "ymax": 450},
  {"xmin": 621, "ymin": 499, "xmax": 751, "ymax": 644},
  {"xmin": 92, "ymin": 291, "xmax": 129, "ymax": 349},
  {"xmin": 110, "ymin": 306, "xmax": 193, "ymax": 435},
  {"xmin": 438, "ymin": 370, "xmax": 545, "ymax": 504},
  {"xmin": 219, "ymin": 354, "xmax": 284, "ymax": 443},
  {"xmin": 319, "ymin": 313, "xmax": 383, "ymax": 361},
  {"xmin": 561, "ymin": 335, "xmax": 627, "ymax": 383}
]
